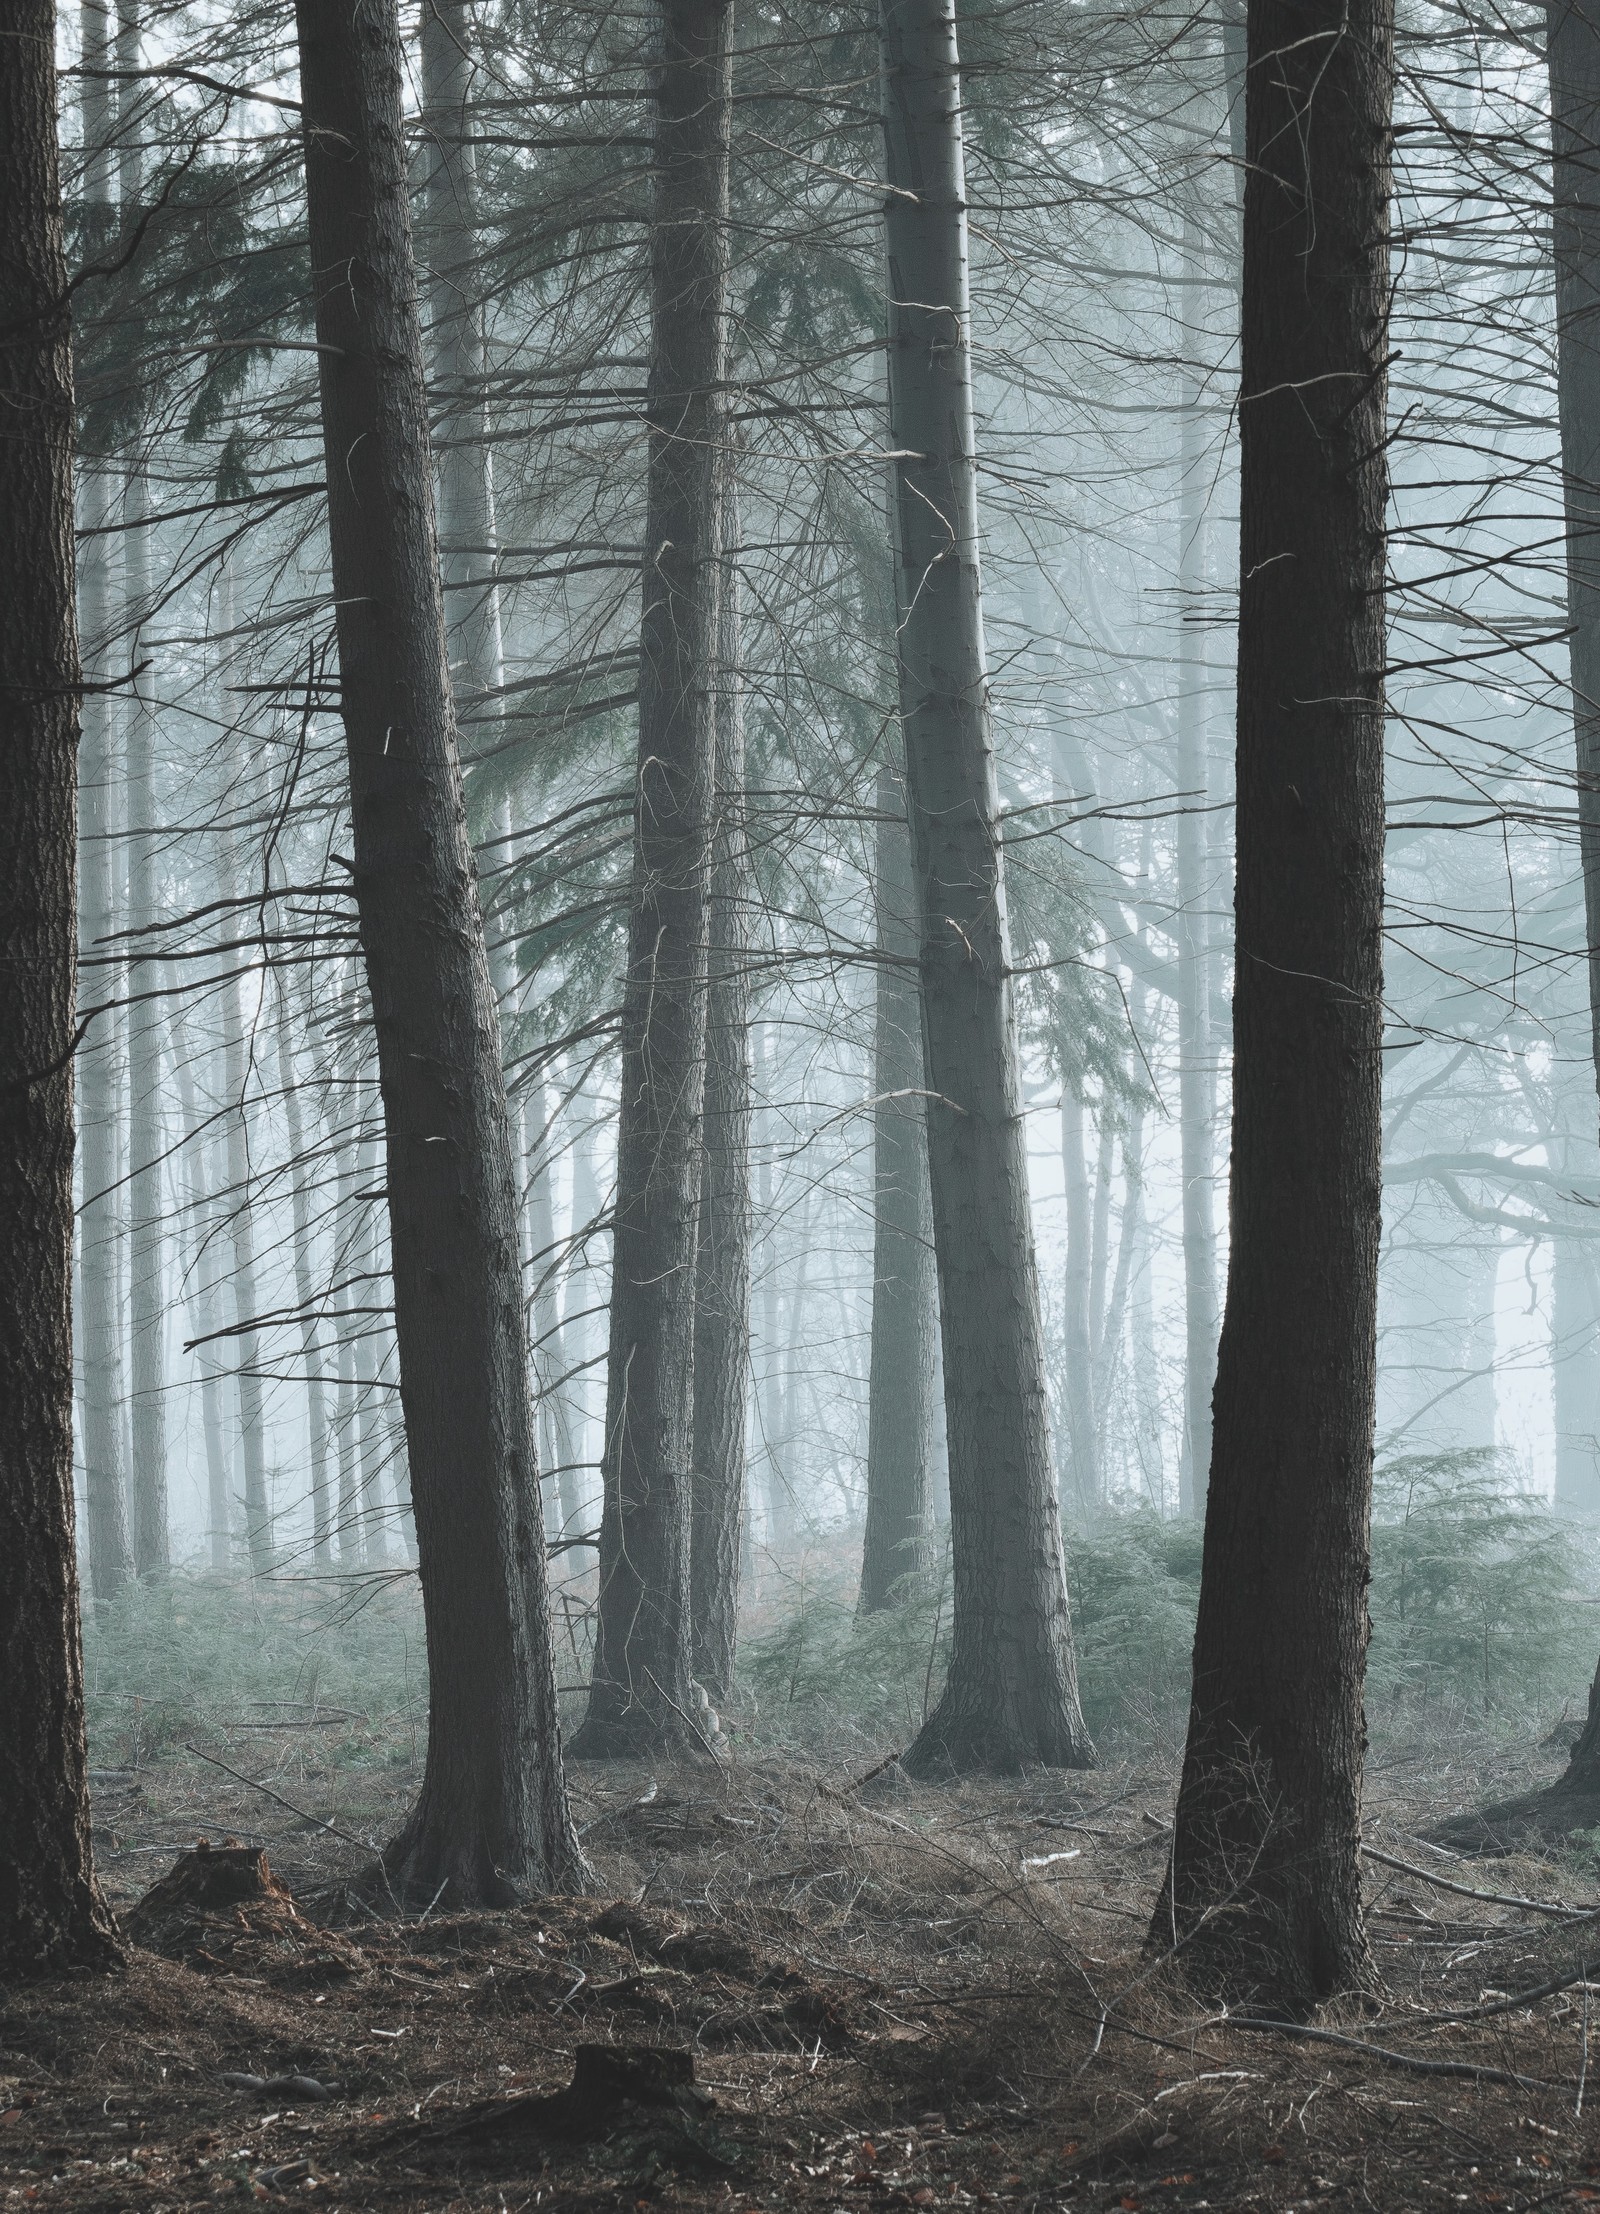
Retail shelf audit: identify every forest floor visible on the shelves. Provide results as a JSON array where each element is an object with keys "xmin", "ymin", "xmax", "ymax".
[{"xmin": 8, "ymin": 1721, "xmax": 1600, "ymax": 2214}]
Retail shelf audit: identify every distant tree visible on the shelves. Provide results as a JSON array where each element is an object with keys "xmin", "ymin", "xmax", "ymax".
[
  {"xmin": 291, "ymin": 0, "xmax": 586, "ymax": 1903},
  {"xmin": 1153, "ymin": 0, "xmax": 1393, "ymax": 2009},
  {"xmin": 881, "ymin": 0, "xmax": 1093, "ymax": 1775},
  {"xmin": 0, "ymin": 0, "xmax": 122, "ymax": 1975}
]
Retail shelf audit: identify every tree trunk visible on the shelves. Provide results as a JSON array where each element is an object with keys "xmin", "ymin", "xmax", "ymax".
[
  {"xmin": 293, "ymin": 0, "xmax": 585, "ymax": 1900},
  {"xmin": 166, "ymin": 985, "xmax": 233, "ymax": 1570},
  {"xmin": 220, "ymin": 941, "xmax": 272, "ymax": 1572},
  {"xmin": 274, "ymin": 980, "xmax": 333, "ymax": 1562},
  {"xmin": 1152, "ymin": 0, "xmax": 1392, "ymax": 2012},
  {"xmin": 572, "ymin": 0, "xmax": 733, "ymax": 1760},
  {"xmin": 524, "ymin": 1082, "xmax": 582, "ymax": 1543},
  {"xmin": 74, "ymin": 0, "xmax": 132, "ymax": 1609},
  {"xmin": 122, "ymin": 463, "xmax": 167, "ymax": 1577},
  {"xmin": 689, "ymin": 469, "xmax": 753, "ymax": 1700},
  {"xmin": 0, "ymin": 0, "xmax": 121, "ymax": 1973},
  {"xmin": 354, "ymin": 1127, "xmax": 392, "ymax": 1564},
  {"xmin": 1059, "ymin": 1086, "xmax": 1098, "ymax": 1511},
  {"xmin": 419, "ymin": 0, "xmax": 505, "ymax": 740},
  {"xmin": 1551, "ymin": 0, "xmax": 1600, "ymax": 1110},
  {"xmin": 881, "ymin": 0, "xmax": 1092, "ymax": 1776},
  {"xmin": 859, "ymin": 765, "xmax": 936, "ymax": 1614}
]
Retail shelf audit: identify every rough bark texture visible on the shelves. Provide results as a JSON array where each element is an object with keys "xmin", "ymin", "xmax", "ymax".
[
  {"xmin": 75, "ymin": 0, "xmax": 133, "ymax": 1609},
  {"xmin": 573, "ymin": 0, "xmax": 733, "ymax": 1759},
  {"xmin": 293, "ymin": 0, "xmax": 585, "ymax": 1901},
  {"xmin": 1547, "ymin": 0, "xmax": 1600, "ymax": 1801},
  {"xmin": 123, "ymin": 462, "xmax": 167, "ymax": 1577},
  {"xmin": 689, "ymin": 472, "xmax": 753, "ymax": 1700},
  {"xmin": 0, "ymin": 0, "xmax": 121, "ymax": 1975},
  {"xmin": 1152, "ymin": 0, "xmax": 1392, "ymax": 2012},
  {"xmin": 882, "ymin": 0, "xmax": 1092, "ymax": 1777},
  {"xmin": 859, "ymin": 764, "xmax": 936, "ymax": 1614},
  {"xmin": 1553, "ymin": 0, "xmax": 1600, "ymax": 1109}
]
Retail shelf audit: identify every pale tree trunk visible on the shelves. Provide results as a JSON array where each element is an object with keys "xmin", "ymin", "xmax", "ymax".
[
  {"xmin": 574, "ymin": 0, "xmax": 733, "ymax": 1760},
  {"xmin": 883, "ymin": 0, "xmax": 1090, "ymax": 1776},
  {"xmin": 689, "ymin": 471, "xmax": 753, "ymax": 1698},
  {"xmin": 1059, "ymin": 1087, "xmax": 1098, "ymax": 1510},
  {"xmin": 355, "ymin": 1126, "xmax": 393, "ymax": 1564},
  {"xmin": 166, "ymin": 987, "xmax": 233, "ymax": 1569},
  {"xmin": 524, "ymin": 1081, "xmax": 581, "ymax": 1542},
  {"xmin": 0, "ymin": 0, "xmax": 121, "ymax": 1972},
  {"xmin": 293, "ymin": 0, "xmax": 584, "ymax": 1899},
  {"xmin": 1176, "ymin": 220, "xmax": 1220, "ymax": 1519},
  {"xmin": 1154, "ymin": 0, "xmax": 1391, "ymax": 2009},
  {"xmin": 275, "ymin": 979, "xmax": 333, "ymax": 1561},
  {"xmin": 333, "ymin": 1117, "xmax": 364, "ymax": 1567},
  {"xmin": 74, "ymin": 0, "xmax": 131, "ymax": 1608},
  {"xmin": 1551, "ymin": 0, "xmax": 1600, "ymax": 1104},
  {"xmin": 859, "ymin": 764, "xmax": 936, "ymax": 1613},
  {"xmin": 220, "ymin": 939, "xmax": 272, "ymax": 1571},
  {"xmin": 115, "ymin": 0, "xmax": 165, "ymax": 1580},
  {"xmin": 563, "ymin": 1095, "xmax": 605, "ymax": 1550},
  {"xmin": 121, "ymin": 461, "xmax": 167, "ymax": 1576}
]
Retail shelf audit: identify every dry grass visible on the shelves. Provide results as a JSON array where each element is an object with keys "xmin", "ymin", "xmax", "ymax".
[{"xmin": 4, "ymin": 1711, "xmax": 1600, "ymax": 2212}]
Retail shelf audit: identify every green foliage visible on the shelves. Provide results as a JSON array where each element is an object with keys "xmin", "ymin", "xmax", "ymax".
[
  {"xmin": 1368, "ymin": 1451, "xmax": 1592, "ymax": 1720},
  {"xmin": 736, "ymin": 1458, "xmax": 1597, "ymax": 1758},
  {"xmin": 81, "ymin": 1572, "xmax": 425, "ymax": 1768}
]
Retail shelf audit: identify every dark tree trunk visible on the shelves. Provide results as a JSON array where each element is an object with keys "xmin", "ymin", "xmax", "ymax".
[
  {"xmin": 689, "ymin": 467, "xmax": 753, "ymax": 1703},
  {"xmin": 1552, "ymin": 0, "xmax": 1600, "ymax": 1109},
  {"xmin": 292, "ymin": 0, "xmax": 585, "ymax": 1901},
  {"xmin": 882, "ymin": 0, "xmax": 1092, "ymax": 1776},
  {"xmin": 74, "ymin": 0, "xmax": 132, "ymax": 1610},
  {"xmin": 859, "ymin": 765, "xmax": 936, "ymax": 1614},
  {"xmin": 571, "ymin": 0, "xmax": 733, "ymax": 1760},
  {"xmin": 1546, "ymin": 0, "xmax": 1600, "ymax": 1792},
  {"xmin": 1152, "ymin": 0, "xmax": 1392, "ymax": 2012},
  {"xmin": 0, "ymin": 0, "xmax": 121, "ymax": 1974}
]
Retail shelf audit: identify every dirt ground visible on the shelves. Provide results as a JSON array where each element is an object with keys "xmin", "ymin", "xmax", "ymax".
[{"xmin": 8, "ymin": 1723, "xmax": 1600, "ymax": 2214}]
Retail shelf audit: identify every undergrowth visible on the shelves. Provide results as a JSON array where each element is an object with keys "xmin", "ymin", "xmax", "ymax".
[{"xmin": 78, "ymin": 1453, "xmax": 1597, "ymax": 1769}]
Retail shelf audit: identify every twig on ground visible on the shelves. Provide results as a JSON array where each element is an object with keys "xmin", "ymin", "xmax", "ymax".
[
  {"xmin": 1361, "ymin": 1843, "xmax": 1599, "ymax": 1921},
  {"xmin": 183, "ymin": 1742, "xmax": 375, "ymax": 1853}
]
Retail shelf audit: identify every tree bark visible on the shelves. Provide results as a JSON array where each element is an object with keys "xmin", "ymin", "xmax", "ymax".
[
  {"xmin": 1551, "ymin": 0, "xmax": 1600, "ymax": 1108},
  {"xmin": 166, "ymin": 983, "xmax": 234, "ymax": 1570},
  {"xmin": 293, "ymin": 0, "xmax": 585, "ymax": 1900},
  {"xmin": 859, "ymin": 765, "xmax": 936, "ymax": 1614},
  {"xmin": 882, "ymin": 0, "xmax": 1092, "ymax": 1776},
  {"xmin": 1152, "ymin": 0, "xmax": 1392, "ymax": 2012},
  {"xmin": 220, "ymin": 939, "xmax": 272, "ymax": 1572},
  {"xmin": 1059, "ymin": 1086, "xmax": 1098, "ymax": 1512},
  {"xmin": 74, "ymin": 0, "xmax": 133, "ymax": 1609},
  {"xmin": 572, "ymin": 0, "xmax": 733, "ymax": 1760},
  {"xmin": 0, "ymin": 0, "xmax": 121, "ymax": 1974},
  {"xmin": 274, "ymin": 980, "xmax": 333, "ymax": 1562},
  {"xmin": 122, "ymin": 462, "xmax": 167, "ymax": 1577},
  {"xmin": 689, "ymin": 470, "xmax": 753, "ymax": 1700}
]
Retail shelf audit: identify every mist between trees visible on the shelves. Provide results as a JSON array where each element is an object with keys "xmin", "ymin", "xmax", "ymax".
[{"xmin": 14, "ymin": 0, "xmax": 1600, "ymax": 2024}]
